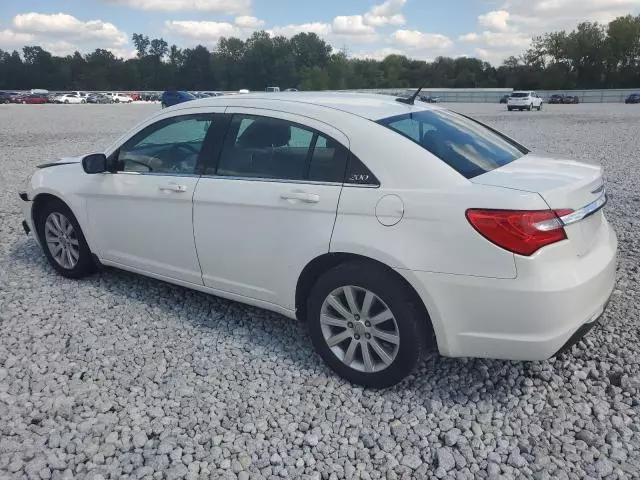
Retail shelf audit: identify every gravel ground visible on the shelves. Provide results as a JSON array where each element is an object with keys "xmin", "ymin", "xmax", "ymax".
[{"xmin": 0, "ymin": 103, "xmax": 639, "ymax": 480}]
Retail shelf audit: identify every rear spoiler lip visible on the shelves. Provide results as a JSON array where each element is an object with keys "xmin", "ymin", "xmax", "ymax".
[{"xmin": 558, "ymin": 192, "xmax": 607, "ymax": 226}]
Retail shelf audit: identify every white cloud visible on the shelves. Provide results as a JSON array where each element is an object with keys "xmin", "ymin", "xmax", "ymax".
[
  {"xmin": 353, "ymin": 47, "xmax": 403, "ymax": 60},
  {"xmin": 234, "ymin": 16, "xmax": 264, "ymax": 28},
  {"xmin": 164, "ymin": 20, "xmax": 242, "ymax": 43},
  {"xmin": 0, "ymin": 29, "xmax": 36, "ymax": 47},
  {"xmin": 268, "ymin": 19, "xmax": 378, "ymax": 44},
  {"xmin": 101, "ymin": 0, "xmax": 251, "ymax": 15},
  {"xmin": 12, "ymin": 13, "xmax": 127, "ymax": 47},
  {"xmin": 364, "ymin": 0, "xmax": 407, "ymax": 26},
  {"xmin": 459, "ymin": 30, "xmax": 530, "ymax": 49},
  {"xmin": 463, "ymin": 0, "xmax": 640, "ymax": 64},
  {"xmin": 332, "ymin": 16, "xmax": 376, "ymax": 36},
  {"xmin": 267, "ymin": 22, "xmax": 331, "ymax": 38},
  {"xmin": 391, "ymin": 30, "xmax": 453, "ymax": 49},
  {"xmin": 478, "ymin": 10, "xmax": 511, "ymax": 32}
]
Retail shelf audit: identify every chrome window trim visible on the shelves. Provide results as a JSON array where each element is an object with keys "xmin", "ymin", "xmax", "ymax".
[
  {"xmin": 115, "ymin": 171, "xmax": 200, "ymax": 178},
  {"xmin": 200, "ymin": 175, "xmax": 343, "ymax": 186},
  {"xmin": 200, "ymin": 174, "xmax": 380, "ymax": 188},
  {"xmin": 559, "ymin": 192, "xmax": 607, "ymax": 226}
]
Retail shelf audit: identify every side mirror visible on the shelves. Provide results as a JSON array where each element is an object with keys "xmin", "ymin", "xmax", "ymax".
[{"xmin": 82, "ymin": 153, "xmax": 108, "ymax": 174}]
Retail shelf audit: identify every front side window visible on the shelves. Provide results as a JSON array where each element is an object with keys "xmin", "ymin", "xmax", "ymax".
[
  {"xmin": 378, "ymin": 110, "xmax": 527, "ymax": 179},
  {"xmin": 216, "ymin": 114, "xmax": 349, "ymax": 183},
  {"xmin": 117, "ymin": 114, "xmax": 217, "ymax": 174}
]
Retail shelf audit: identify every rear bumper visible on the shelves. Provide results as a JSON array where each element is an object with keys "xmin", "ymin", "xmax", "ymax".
[
  {"xmin": 398, "ymin": 222, "xmax": 618, "ymax": 360},
  {"xmin": 552, "ymin": 293, "xmax": 611, "ymax": 356}
]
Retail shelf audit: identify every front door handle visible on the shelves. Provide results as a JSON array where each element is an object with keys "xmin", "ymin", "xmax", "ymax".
[
  {"xmin": 280, "ymin": 191, "xmax": 320, "ymax": 204},
  {"xmin": 159, "ymin": 183, "xmax": 187, "ymax": 193}
]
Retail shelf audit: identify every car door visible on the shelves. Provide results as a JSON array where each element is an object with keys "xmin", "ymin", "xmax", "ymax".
[
  {"xmin": 192, "ymin": 109, "xmax": 349, "ymax": 309},
  {"xmin": 82, "ymin": 111, "xmax": 226, "ymax": 284}
]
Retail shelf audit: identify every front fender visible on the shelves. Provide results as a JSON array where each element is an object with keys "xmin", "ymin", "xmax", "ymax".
[{"xmin": 28, "ymin": 164, "xmax": 96, "ymax": 253}]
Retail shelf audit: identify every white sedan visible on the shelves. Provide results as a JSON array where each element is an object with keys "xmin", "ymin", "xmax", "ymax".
[
  {"xmin": 54, "ymin": 93, "xmax": 86, "ymax": 104},
  {"xmin": 19, "ymin": 92, "xmax": 617, "ymax": 387},
  {"xmin": 107, "ymin": 92, "xmax": 134, "ymax": 103}
]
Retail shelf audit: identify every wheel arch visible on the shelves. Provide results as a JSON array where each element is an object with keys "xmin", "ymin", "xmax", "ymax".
[
  {"xmin": 30, "ymin": 192, "xmax": 95, "ymax": 252},
  {"xmin": 295, "ymin": 252, "xmax": 438, "ymax": 349}
]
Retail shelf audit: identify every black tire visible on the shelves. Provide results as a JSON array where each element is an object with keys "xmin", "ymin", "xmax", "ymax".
[
  {"xmin": 507, "ymin": 107, "xmax": 513, "ymax": 111},
  {"xmin": 538, "ymin": 104, "xmax": 543, "ymax": 111},
  {"xmin": 35, "ymin": 199, "xmax": 96, "ymax": 279},
  {"xmin": 307, "ymin": 261, "xmax": 427, "ymax": 388},
  {"xmin": 527, "ymin": 104, "xmax": 532, "ymax": 111}
]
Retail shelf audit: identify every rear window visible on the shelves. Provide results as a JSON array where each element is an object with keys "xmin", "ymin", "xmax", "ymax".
[
  {"xmin": 378, "ymin": 110, "xmax": 527, "ymax": 179},
  {"xmin": 510, "ymin": 92, "xmax": 530, "ymax": 97}
]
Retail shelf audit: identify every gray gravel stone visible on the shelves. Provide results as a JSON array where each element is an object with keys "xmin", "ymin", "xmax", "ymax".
[
  {"xmin": 401, "ymin": 454, "xmax": 422, "ymax": 469},
  {"xmin": 437, "ymin": 447, "xmax": 456, "ymax": 471},
  {"xmin": 132, "ymin": 432, "xmax": 148, "ymax": 449}
]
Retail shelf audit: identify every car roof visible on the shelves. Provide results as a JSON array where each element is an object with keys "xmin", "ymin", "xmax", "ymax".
[{"xmin": 171, "ymin": 92, "xmax": 440, "ymax": 121}]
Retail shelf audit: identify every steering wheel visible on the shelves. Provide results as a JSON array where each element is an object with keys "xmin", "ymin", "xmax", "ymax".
[
  {"xmin": 124, "ymin": 159, "xmax": 153, "ymax": 171},
  {"xmin": 169, "ymin": 143, "xmax": 200, "ymax": 155}
]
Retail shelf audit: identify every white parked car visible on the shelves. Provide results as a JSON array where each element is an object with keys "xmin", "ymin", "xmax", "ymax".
[
  {"xmin": 54, "ymin": 92, "xmax": 86, "ymax": 104},
  {"xmin": 107, "ymin": 92, "xmax": 133, "ymax": 103},
  {"xmin": 507, "ymin": 91, "xmax": 543, "ymax": 111},
  {"xmin": 19, "ymin": 93, "xmax": 616, "ymax": 387}
]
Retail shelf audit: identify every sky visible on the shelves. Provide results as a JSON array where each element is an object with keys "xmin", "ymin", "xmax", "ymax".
[{"xmin": 1, "ymin": 0, "xmax": 639, "ymax": 65}]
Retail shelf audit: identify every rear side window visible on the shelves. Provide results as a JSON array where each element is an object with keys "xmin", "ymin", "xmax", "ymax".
[
  {"xmin": 378, "ymin": 110, "xmax": 526, "ymax": 179},
  {"xmin": 216, "ymin": 114, "xmax": 348, "ymax": 183}
]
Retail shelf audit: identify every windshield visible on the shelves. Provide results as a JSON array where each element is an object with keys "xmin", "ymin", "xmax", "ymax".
[
  {"xmin": 510, "ymin": 92, "xmax": 530, "ymax": 97},
  {"xmin": 378, "ymin": 110, "xmax": 527, "ymax": 179}
]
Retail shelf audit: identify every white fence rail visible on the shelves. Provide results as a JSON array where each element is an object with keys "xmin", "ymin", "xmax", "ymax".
[{"xmin": 342, "ymin": 88, "xmax": 640, "ymax": 103}]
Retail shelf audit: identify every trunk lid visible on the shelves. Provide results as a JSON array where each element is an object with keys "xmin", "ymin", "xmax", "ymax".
[{"xmin": 472, "ymin": 154, "xmax": 607, "ymax": 256}]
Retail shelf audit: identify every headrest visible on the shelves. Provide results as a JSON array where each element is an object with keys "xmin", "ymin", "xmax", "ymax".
[{"xmin": 237, "ymin": 120, "xmax": 291, "ymax": 148}]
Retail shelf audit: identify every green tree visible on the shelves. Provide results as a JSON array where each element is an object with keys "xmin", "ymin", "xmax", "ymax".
[{"xmin": 132, "ymin": 33, "xmax": 150, "ymax": 57}]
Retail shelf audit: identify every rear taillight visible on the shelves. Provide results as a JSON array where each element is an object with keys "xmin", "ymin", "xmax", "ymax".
[{"xmin": 466, "ymin": 209, "xmax": 573, "ymax": 256}]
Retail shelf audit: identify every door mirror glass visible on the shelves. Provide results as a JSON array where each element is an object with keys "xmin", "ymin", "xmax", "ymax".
[{"xmin": 82, "ymin": 153, "xmax": 108, "ymax": 174}]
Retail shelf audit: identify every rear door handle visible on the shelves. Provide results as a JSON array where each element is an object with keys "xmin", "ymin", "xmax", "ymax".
[
  {"xmin": 280, "ymin": 191, "xmax": 320, "ymax": 204},
  {"xmin": 159, "ymin": 183, "xmax": 187, "ymax": 193}
]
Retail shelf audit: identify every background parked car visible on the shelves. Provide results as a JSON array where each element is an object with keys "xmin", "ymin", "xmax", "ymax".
[
  {"xmin": 8, "ymin": 92, "xmax": 26, "ymax": 103},
  {"xmin": 562, "ymin": 95, "xmax": 580, "ymax": 104},
  {"xmin": 161, "ymin": 90, "xmax": 196, "ymax": 108},
  {"xmin": 54, "ymin": 93, "xmax": 85, "ymax": 104},
  {"xmin": 20, "ymin": 93, "xmax": 48, "ymax": 104},
  {"xmin": 419, "ymin": 95, "xmax": 441, "ymax": 103},
  {"xmin": 625, "ymin": 93, "xmax": 640, "ymax": 104},
  {"xmin": 87, "ymin": 93, "xmax": 112, "ymax": 104},
  {"xmin": 549, "ymin": 94, "xmax": 565, "ymax": 104},
  {"xmin": 507, "ymin": 91, "xmax": 544, "ymax": 111},
  {"xmin": 499, "ymin": 94, "xmax": 509, "ymax": 104},
  {"xmin": 106, "ymin": 92, "xmax": 134, "ymax": 103},
  {"xmin": 0, "ymin": 91, "xmax": 17, "ymax": 103}
]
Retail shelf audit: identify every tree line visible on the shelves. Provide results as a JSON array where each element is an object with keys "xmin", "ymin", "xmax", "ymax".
[{"xmin": 1, "ymin": 14, "xmax": 639, "ymax": 92}]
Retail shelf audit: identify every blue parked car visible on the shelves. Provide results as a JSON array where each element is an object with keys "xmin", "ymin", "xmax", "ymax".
[{"xmin": 161, "ymin": 90, "xmax": 196, "ymax": 108}]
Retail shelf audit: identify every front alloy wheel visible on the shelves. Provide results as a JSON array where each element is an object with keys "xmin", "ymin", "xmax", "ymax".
[
  {"xmin": 320, "ymin": 286, "xmax": 400, "ymax": 373},
  {"xmin": 44, "ymin": 212, "xmax": 80, "ymax": 270},
  {"xmin": 36, "ymin": 199, "xmax": 96, "ymax": 278}
]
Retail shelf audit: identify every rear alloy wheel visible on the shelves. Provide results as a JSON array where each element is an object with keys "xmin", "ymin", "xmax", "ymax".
[
  {"xmin": 36, "ymin": 200, "xmax": 96, "ymax": 278},
  {"xmin": 527, "ymin": 103, "xmax": 533, "ymax": 111},
  {"xmin": 538, "ymin": 103, "xmax": 543, "ymax": 111},
  {"xmin": 307, "ymin": 262, "xmax": 427, "ymax": 388}
]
